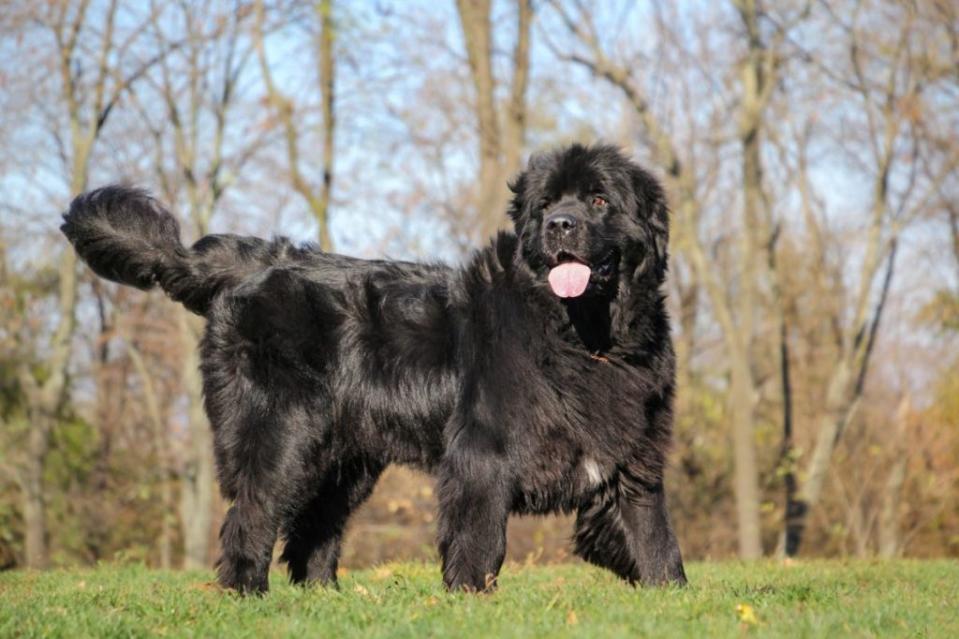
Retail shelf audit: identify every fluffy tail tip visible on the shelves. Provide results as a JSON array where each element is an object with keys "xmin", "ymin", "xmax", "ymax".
[{"xmin": 60, "ymin": 185, "xmax": 183, "ymax": 290}]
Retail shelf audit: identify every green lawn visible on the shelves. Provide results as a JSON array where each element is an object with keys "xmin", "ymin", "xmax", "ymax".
[{"xmin": 1, "ymin": 560, "xmax": 957, "ymax": 638}]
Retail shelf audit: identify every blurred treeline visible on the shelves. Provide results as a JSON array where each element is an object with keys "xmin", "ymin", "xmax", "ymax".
[{"xmin": 1, "ymin": 0, "xmax": 957, "ymax": 572}]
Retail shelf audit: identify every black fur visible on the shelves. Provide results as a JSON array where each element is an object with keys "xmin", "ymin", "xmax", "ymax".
[{"xmin": 61, "ymin": 144, "xmax": 686, "ymax": 594}]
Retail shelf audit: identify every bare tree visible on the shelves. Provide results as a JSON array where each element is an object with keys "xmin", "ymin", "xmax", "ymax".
[
  {"xmin": 726, "ymin": 0, "xmax": 807, "ymax": 558},
  {"xmin": 545, "ymin": 0, "xmax": 812, "ymax": 558},
  {"xmin": 455, "ymin": 0, "xmax": 532, "ymax": 239},
  {"xmin": 6, "ymin": 0, "xmax": 171, "ymax": 568},
  {"xmin": 131, "ymin": 0, "xmax": 262, "ymax": 569},
  {"xmin": 124, "ymin": 339, "xmax": 174, "ymax": 568},
  {"xmin": 877, "ymin": 395, "xmax": 911, "ymax": 558},
  {"xmin": 254, "ymin": 0, "xmax": 338, "ymax": 250},
  {"xmin": 784, "ymin": 0, "xmax": 959, "ymax": 555}
]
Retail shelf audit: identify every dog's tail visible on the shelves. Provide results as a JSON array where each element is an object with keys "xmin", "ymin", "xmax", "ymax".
[{"xmin": 61, "ymin": 186, "xmax": 260, "ymax": 315}]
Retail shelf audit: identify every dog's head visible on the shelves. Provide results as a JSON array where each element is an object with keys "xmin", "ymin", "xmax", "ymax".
[{"xmin": 508, "ymin": 144, "xmax": 669, "ymax": 299}]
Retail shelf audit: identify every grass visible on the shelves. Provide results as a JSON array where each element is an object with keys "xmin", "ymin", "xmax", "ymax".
[{"xmin": 1, "ymin": 560, "xmax": 957, "ymax": 638}]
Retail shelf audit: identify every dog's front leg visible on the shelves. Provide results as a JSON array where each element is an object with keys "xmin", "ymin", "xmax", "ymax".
[
  {"xmin": 436, "ymin": 440, "xmax": 511, "ymax": 593},
  {"xmin": 574, "ymin": 469, "xmax": 686, "ymax": 587},
  {"xmin": 617, "ymin": 474, "xmax": 687, "ymax": 586}
]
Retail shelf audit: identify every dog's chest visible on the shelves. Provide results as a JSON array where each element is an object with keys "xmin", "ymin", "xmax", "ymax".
[
  {"xmin": 536, "ymin": 356, "xmax": 649, "ymax": 437},
  {"xmin": 502, "ymin": 357, "xmax": 652, "ymax": 512}
]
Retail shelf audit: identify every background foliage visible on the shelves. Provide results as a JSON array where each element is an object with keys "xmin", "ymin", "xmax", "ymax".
[{"xmin": 0, "ymin": 0, "xmax": 957, "ymax": 571}]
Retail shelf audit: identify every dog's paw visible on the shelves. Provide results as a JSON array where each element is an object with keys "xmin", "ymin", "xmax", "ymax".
[{"xmin": 443, "ymin": 569, "xmax": 498, "ymax": 594}]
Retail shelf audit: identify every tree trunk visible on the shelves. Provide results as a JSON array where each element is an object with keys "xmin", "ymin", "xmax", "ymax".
[
  {"xmin": 776, "ymin": 315, "xmax": 802, "ymax": 558},
  {"xmin": 456, "ymin": 0, "xmax": 502, "ymax": 238},
  {"xmin": 178, "ymin": 311, "xmax": 214, "ymax": 569},
  {"xmin": 502, "ymin": 0, "xmax": 532, "ymax": 182},
  {"xmin": 126, "ymin": 342, "xmax": 174, "ymax": 568},
  {"xmin": 788, "ymin": 239, "xmax": 897, "ymax": 555},
  {"xmin": 878, "ymin": 396, "xmax": 911, "ymax": 558},
  {"xmin": 316, "ymin": 0, "xmax": 335, "ymax": 251},
  {"xmin": 454, "ymin": 0, "xmax": 531, "ymax": 237},
  {"xmin": 20, "ymin": 416, "xmax": 51, "ymax": 569},
  {"xmin": 254, "ymin": 0, "xmax": 337, "ymax": 252},
  {"xmin": 730, "ymin": 353, "xmax": 762, "ymax": 558},
  {"xmin": 18, "ymin": 213, "xmax": 81, "ymax": 569},
  {"xmin": 793, "ymin": 360, "xmax": 853, "ymax": 551},
  {"xmin": 731, "ymin": 0, "xmax": 781, "ymax": 560}
]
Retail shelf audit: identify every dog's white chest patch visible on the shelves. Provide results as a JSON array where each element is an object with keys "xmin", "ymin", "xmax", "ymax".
[{"xmin": 582, "ymin": 458, "xmax": 604, "ymax": 487}]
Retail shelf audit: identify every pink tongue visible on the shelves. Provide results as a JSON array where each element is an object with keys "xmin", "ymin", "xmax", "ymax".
[{"xmin": 548, "ymin": 262, "xmax": 592, "ymax": 298}]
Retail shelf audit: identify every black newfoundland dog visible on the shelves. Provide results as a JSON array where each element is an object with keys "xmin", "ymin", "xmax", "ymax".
[{"xmin": 62, "ymin": 144, "xmax": 686, "ymax": 594}]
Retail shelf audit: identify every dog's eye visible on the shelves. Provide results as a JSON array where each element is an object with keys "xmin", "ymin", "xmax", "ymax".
[{"xmin": 591, "ymin": 195, "xmax": 607, "ymax": 207}]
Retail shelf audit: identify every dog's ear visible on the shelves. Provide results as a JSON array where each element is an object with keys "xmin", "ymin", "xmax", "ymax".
[
  {"xmin": 508, "ymin": 151, "xmax": 556, "ymax": 222},
  {"xmin": 648, "ymin": 188, "xmax": 670, "ymax": 279},
  {"xmin": 631, "ymin": 166, "xmax": 670, "ymax": 281},
  {"xmin": 507, "ymin": 170, "xmax": 527, "ymax": 224}
]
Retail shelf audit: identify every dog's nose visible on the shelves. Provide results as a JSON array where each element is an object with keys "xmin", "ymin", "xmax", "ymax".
[{"xmin": 545, "ymin": 212, "xmax": 578, "ymax": 234}]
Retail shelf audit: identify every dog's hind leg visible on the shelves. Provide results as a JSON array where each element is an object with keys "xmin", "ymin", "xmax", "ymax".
[
  {"xmin": 211, "ymin": 403, "xmax": 311, "ymax": 595},
  {"xmin": 280, "ymin": 459, "xmax": 383, "ymax": 587},
  {"xmin": 217, "ymin": 490, "xmax": 280, "ymax": 594},
  {"xmin": 573, "ymin": 469, "xmax": 686, "ymax": 587}
]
